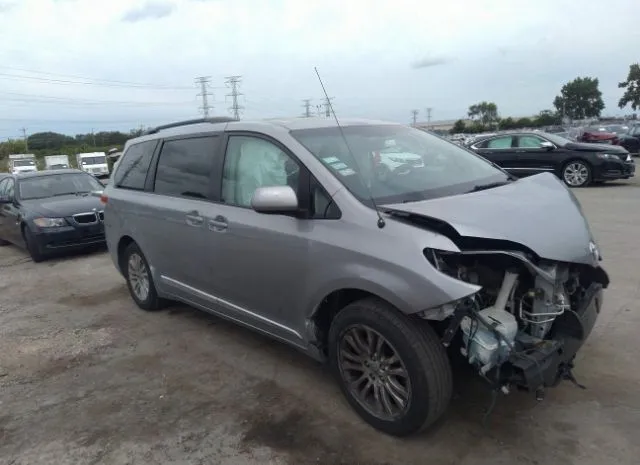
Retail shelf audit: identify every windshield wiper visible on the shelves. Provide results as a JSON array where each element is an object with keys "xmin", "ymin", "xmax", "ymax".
[{"xmin": 467, "ymin": 180, "xmax": 513, "ymax": 193}]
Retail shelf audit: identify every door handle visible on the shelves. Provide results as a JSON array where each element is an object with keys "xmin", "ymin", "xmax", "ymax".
[
  {"xmin": 185, "ymin": 211, "xmax": 204, "ymax": 227},
  {"xmin": 208, "ymin": 215, "xmax": 228, "ymax": 232}
]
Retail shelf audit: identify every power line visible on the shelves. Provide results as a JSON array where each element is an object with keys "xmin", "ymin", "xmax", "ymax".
[
  {"xmin": 225, "ymin": 75, "xmax": 244, "ymax": 120},
  {"xmin": 195, "ymin": 76, "xmax": 214, "ymax": 117},
  {"xmin": 302, "ymin": 99, "xmax": 312, "ymax": 117},
  {"xmin": 0, "ymin": 65, "xmax": 194, "ymax": 89},
  {"xmin": 0, "ymin": 72, "xmax": 193, "ymax": 90},
  {"xmin": 0, "ymin": 91, "xmax": 194, "ymax": 106}
]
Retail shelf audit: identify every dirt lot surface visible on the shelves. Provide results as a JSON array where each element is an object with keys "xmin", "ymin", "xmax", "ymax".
[{"xmin": 1, "ymin": 179, "xmax": 639, "ymax": 465}]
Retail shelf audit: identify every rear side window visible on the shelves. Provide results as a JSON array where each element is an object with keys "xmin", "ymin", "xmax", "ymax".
[
  {"xmin": 114, "ymin": 140, "xmax": 157, "ymax": 190},
  {"xmin": 154, "ymin": 136, "xmax": 218, "ymax": 199}
]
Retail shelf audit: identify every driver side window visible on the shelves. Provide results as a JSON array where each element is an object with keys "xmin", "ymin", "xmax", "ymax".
[
  {"xmin": 0, "ymin": 179, "xmax": 8, "ymax": 197},
  {"xmin": 222, "ymin": 135, "xmax": 300, "ymax": 208}
]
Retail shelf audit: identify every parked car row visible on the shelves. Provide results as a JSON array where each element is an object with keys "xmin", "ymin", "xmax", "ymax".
[
  {"xmin": 0, "ymin": 118, "xmax": 611, "ymax": 438},
  {"xmin": 465, "ymin": 131, "xmax": 635, "ymax": 187}
]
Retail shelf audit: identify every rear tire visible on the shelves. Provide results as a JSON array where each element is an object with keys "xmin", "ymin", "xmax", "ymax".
[
  {"xmin": 122, "ymin": 242, "xmax": 165, "ymax": 311},
  {"xmin": 23, "ymin": 228, "xmax": 45, "ymax": 263},
  {"xmin": 328, "ymin": 297, "xmax": 452, "ymax": 437}
]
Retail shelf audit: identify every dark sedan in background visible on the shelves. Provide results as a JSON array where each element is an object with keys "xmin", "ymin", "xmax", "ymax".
[
  {"xmin": 619, "ymin": 124, "xmax": 640, "ymax": 156},
  {"xmin": 466, "ymin": 131, "xmax": 635, "ymax": 187},
  {"xmin": 0, "ymin": 169, "xmax": 106, "ymax": 262}
]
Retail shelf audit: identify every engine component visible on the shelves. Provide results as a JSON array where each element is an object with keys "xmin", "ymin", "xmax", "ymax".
[
  {"xmin": 519, "ymin": 262, "xmax": 571, "ymax": 338},
  {"xmin": 460, "ymin": 271, "xmax": 519, "ymax": 374}
]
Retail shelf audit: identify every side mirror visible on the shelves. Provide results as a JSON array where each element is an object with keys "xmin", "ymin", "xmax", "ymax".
[
  {"xmin": 251, "ymin": 186, "xmax": 299, "ymax": 214},
  {"xmin": 540, "ymin": 141, "xmax": 555, "ymax": 150}
]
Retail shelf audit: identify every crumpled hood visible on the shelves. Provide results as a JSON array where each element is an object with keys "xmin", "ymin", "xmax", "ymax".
[{"xmin": 383, "ymin": 173, "xmax": 599, "ymax": 265}]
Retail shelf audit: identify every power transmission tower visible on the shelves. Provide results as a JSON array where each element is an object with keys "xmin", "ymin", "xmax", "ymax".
[
  {"xmin": 195, "ymin": 76, "xmax": 213, "ymax": 117},
  {"xmin": 411, "ymin": 109, "xmax": 419, "ymax": 126},
  {"xmin": 316, "ymin": 104, "xmax": 324, "ymax": 117},
  {"xmin": 426, "ymin": 107, "xmax": 433, "ymax": 128},
  {"xmin": 225, "ymin": 75, "xmax": 244, "ymax": 120},
  {"xmin": 20, "ymin": 127, "xmax": 28, "ymax": 151},
  {"xmin": 323, "ymin": 97, "xmax": 335, "ymax": 117},
  {"xmin": 302, "ymin": 99, "xmax": 313, "ymax": 117}
]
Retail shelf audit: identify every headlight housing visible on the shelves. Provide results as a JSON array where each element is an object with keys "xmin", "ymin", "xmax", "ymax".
[
  {"xmin": 33, "ymin": 217, "xmax": 66, "ymax": 228},
  {"xmin": 596, "ymin": 153, "xmax": 617, "ymax": 159}
]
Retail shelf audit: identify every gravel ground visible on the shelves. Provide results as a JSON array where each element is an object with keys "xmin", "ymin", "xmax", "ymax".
[{"xmin": 1, "ymin": 178, "xmax": 639, "ymax": 465}]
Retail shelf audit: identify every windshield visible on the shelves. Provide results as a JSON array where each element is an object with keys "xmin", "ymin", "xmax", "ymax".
[
  {"xmin": 80, "ymin": 156, "xmax": 106, "ymax": 165},
  {"xmin": 291, "ymin": 125, "xmax": 509, "ymax": 205},
  {"xmin": 604, "ymin": 125, "xmax": 626, "ymax": 134},
  {"xmin": 13, "ymin": 159, "xmax": 35, "ymax": 167},
  {"xmin": 18, "ymin": 173, "xmax": 103, "ymax": 200}
]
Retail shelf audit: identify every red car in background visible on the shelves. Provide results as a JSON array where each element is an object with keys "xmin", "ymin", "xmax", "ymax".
[{"xmin": 577, "ymin": 126, "xmax": 619, "ymax": 145}]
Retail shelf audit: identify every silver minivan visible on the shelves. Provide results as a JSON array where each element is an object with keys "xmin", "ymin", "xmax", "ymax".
[{"xmin": 102, "ymin": 117, "xmax": 609, "ymax": 436}]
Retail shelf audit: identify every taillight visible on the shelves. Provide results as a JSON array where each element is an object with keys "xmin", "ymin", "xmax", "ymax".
[{"xmin": 100, "ymin": 194, "xmax": 108, "ymax": 204}]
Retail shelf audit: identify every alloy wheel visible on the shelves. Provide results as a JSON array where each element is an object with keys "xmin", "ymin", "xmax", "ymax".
[
  {"xmin": 128, "ymin": 253, "xmax": 150, "ymax": 302},
  {"xmin": 338, "ymin": 325, "xmax": 412, "ymax": 420},
  {"xmin": 564, "ymin": 162, "xmax": 589, "ymax": 186}
]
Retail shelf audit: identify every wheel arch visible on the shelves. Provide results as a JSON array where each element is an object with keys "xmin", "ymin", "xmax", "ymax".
[
  {"xmin": 561, "ymin": 157, "xmax": 593, "ymax": 186},
  {"xmin": 117, "ymin": 235, "xmax": 136, "ymax": 274},
  {"xmin": 306, "ymin": 283, "xmax": 413, "ymax": 359}
]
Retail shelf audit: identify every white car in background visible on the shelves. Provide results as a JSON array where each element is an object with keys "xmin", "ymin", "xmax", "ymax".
[{"xmin": 373, "ymin": 142, "xmax": 425, "ymax": 179}]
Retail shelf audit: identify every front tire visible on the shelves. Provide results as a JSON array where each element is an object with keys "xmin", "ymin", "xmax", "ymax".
[
  {"xmin": 23, "ymin": 228, "xmax": 45, "ymax": 263},
  {"xmin": 328, "ymin": 298, "xmax": 452, "ymax": 437},
  {"xmin": 562, "ymin": 160, "xmax": 592, "ymax": 187},
  {"xmin": 123, "ymin": 242, "xmax": 164, "ymax": 311}
]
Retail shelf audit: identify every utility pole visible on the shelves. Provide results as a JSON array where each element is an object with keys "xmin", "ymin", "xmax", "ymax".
[
  {"xmin": 225, "ymin": 75, "xmax": 244, "ymax": 120},
  {"xmin": 302, "ymin": 99, "xmax": 313, "ymax": 117},
  {"xmin": 323, "ymin": 96, "xmax": 334, "ymax": 118},
  {"xmin": 91, "ymin": 128, "xmax": 96, "ymax": 147},
  {"xmin": 195, "ymin": 76, "xmax": 213, "ymax": 117},
  {"xmin": 20, "ymin": 127, "xmax": 28, "ymax": 151},
  {"xmin": 411, "ymin": 109, "xmax": 419, "ymax": 127},
  {"xmin": 426, "ymin": 107, "xmax": 433, "ymax": 128}
]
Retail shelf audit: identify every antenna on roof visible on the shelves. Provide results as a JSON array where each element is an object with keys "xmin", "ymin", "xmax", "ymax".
[{"xmin": 313, "ymin": 67, "xmax": 386, "ymax": 229}]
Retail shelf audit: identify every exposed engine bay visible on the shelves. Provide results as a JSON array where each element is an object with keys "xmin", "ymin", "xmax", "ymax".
[{"xmin": 422, "ymin": 248, "xmax": 607, "ymax": 399}]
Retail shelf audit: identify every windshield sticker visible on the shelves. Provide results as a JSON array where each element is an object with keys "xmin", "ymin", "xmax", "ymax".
[
  {"xmin": 331, "ymin": 162, "xmax": 348, "ymax": 170},
  {"xmin": 322, "ymin": 156, "xmax": 340, "ymax": 164},
  {"xmin": 338, "ymin": 168, "xmax": 356, "ymax": 176}
]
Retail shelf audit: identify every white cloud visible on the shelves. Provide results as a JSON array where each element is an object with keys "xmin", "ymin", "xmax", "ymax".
[{"xmin": 0, "ymin": 0, "xmax": 638, "ymax": 136}]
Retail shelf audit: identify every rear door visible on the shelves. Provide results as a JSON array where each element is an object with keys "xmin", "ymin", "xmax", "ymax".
[
  {"xmin": 141, "ymin": 135, "xmax": 222, "ymax": 298},
  {"xmin": 513, "ymin": 134, "xmax": 563, "ymax": 176},
  {"xmin": 471, "ymin": 135, "xmax": 519, "ymax": 172}
]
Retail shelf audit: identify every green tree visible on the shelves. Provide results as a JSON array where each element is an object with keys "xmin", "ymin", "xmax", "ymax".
[
  {"xmin": 618, "ymin": 63, "xmax": 640, "ymax": 111},
  {"xmin": 499, "ymin": 117, "xmax": 516, "ymax": 129},
  {"xmin": 553, "ymin": 77, "xmax": 605, "ymax": 120},
  {"xmin": 534, "ymin": 110, "xmax": 562, "ymax": 127},
  {"xmin": 515, "ymin": 117, "xmax": 533, "ymax": 128},
  {"xmin": 450, "ymin": 119, "xmax": 466, "ymax": 134},
  {"xmin": 468, "ymin": 101, "xmax": 499, "ymax": 127}
]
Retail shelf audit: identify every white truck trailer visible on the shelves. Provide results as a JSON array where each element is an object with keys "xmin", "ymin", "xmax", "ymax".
[
  {"xmin": 44, "ymin": 154, "xmax": 70, "ymax": 170},
  {"xmin": 8, "ymin": 154, "xmax": 38, "ymax": 174},
  {"xmin": 75, "ymin": 152, "xmax": 109, "ymax": 178}
]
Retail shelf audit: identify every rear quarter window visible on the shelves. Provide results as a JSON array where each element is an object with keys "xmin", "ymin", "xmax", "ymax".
[{"xmin": 114, "ymin": 140, "xmax": 157, "ymax": 190}]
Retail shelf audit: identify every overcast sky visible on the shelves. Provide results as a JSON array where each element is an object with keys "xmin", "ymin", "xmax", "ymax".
[{"xmin": 1, "ymin": 0, "xmax": 639, "ymax": 137}]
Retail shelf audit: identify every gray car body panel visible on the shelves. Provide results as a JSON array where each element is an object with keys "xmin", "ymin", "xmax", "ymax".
[{"xmin": 104, "ymin": 118, "xmax": 601, "ymax": 361}]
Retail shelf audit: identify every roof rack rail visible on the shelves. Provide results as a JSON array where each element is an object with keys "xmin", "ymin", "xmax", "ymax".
[{"xmin": 144, "ymin": 117, "xmax": 237, "ymax": 135}]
